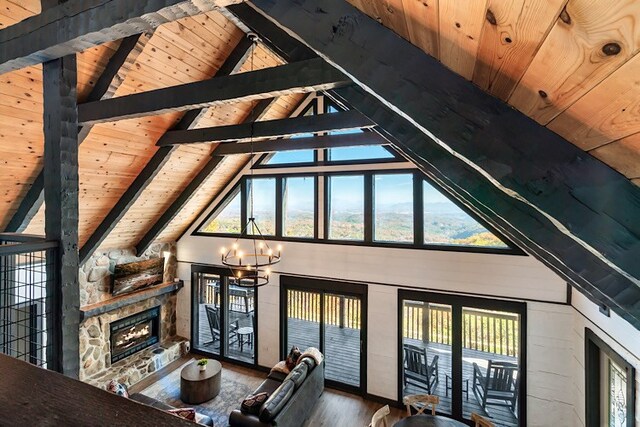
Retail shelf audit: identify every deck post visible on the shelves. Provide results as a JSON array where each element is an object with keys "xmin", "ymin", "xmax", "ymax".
[{"xmin": 422, "ymin": 303, "xmax": 429, "ymax": 345}]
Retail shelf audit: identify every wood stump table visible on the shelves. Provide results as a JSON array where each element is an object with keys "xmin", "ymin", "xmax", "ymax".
[{"xmin": 180, "ymin": 359, "xmax": 222, "ymax": 404}]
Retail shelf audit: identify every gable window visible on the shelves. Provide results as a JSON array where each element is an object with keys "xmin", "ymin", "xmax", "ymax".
[
  {"xmin": 246, "ymin": 177, "xmax": 276, "ymax": 236},
  {"xmin": 585, "ymin": 329, "xmax": 636, "ymax": 427},
  {"xmin": 423, "ymin": 180, "xmax": 508, "ymax": 248},
  {"xmin": 327, "ymin": 175, "xmax": 365, "ymax": 241},
  {"xmin": 200, "ymin": 186, "xmax": 241, "ymax": 234},
  {"xmin": 264, "ymin": 149, "xmax": 316, "ymax": 165},
  {"xmin": 283, "ymin": 176, "xmax": 315, "ymax": 238},
  {"xmin": 374, "ymin": 173, "xmax": 414, "ymax": 243}
]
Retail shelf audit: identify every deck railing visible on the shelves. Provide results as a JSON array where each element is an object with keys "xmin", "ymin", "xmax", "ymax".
[
  {"xmin": 287, "ymin": 290, "xmax": 361, "ymax": 329},
  {"xmin": 403, "ymin": 302, "xmax": 519, "ymax": 357},
  {"xmin": 200, "ymin": 281, "xmax": 254, "ymax": 313}
]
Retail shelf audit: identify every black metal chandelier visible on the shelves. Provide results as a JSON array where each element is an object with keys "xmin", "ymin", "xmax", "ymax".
[{"xmin": 218, "ymin": 33, "xmax": 282, "ymax": 287}]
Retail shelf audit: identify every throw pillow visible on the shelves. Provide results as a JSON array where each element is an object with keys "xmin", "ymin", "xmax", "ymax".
[
  {"xmin": 105, "ymin": 379, "xmax": 129, "ymax": 398},
  {"xmin": 241, "ymin": 392, "xmax": 269, "ymax": 415},
  {"xmin": 166, "ymin": 408, "xmax": 196, "ymax": 421},
  {"xmin": 285, "ymin": 346, "xmax": 301, "ymax": 370}
]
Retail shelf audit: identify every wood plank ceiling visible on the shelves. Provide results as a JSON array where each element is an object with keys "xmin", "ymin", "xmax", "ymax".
[
  {"xmin": 1, "ymin": 0, "xmax": 638, "ymax": 253},
  {"xmin": 347, "ymin": 0, "xmax": 640, "ymax": 185},
  {"xmin": 0, "ymin": 3, "xmax": 303, "ymax": 252}
]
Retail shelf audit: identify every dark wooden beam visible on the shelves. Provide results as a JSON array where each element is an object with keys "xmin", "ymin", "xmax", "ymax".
[
  {"xmin": 135, "ymin": 97, "xmax": 277, "ymax": 256},
  {"xmin": 214, "ymin": 131, "xmax": 388, "ymax": 155},
  {"xmin": 78, "ymin": 58, "xmax": 348, "ymax": 125},
  {"xmin": 4, "ymin": 32, "xmax": 152, "ymax": 233},
  {"xmin": 249, "ymin": 0, "xmax": 640, "ymax": 328},
  {"xmin": 79, "ymin": 36, "xmax": 255, "ymax": 264},
  {"xmin": 156, "ymin": 109, "xmax": 373, "ymax": 146},
  {"xmin": 0, "ymin": 0, "xmax": 236, "ymax": 74},
  {"xmin": 43, "ymin": 55, "xmax": 80, "ymax": 377}
]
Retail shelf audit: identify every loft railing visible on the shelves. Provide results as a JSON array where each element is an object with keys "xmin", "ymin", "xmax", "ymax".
[
  {"xmin": 0, "ymin": 233, "xmax": 58, "ymax": 368},
  {"xmin": 403, "ymin": 302, "xmax": 519, "ymax": 357}
]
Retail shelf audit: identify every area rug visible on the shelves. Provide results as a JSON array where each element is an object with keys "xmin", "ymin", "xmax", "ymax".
[{"xmin": 139, "ymin": 362, "xmax": 253, "ymax": 427}]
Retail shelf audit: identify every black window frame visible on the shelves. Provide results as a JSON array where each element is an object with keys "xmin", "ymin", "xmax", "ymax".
[
  {"xmin": 279, "ymin": 275, "xmax": 368, "ymax": 395},
  {"xmin": 397, "ymin": 289, "xmax": 528, "ymax": 425},
  {"xmin": 190, "ymin": 264, "xmax": 260, "ymax": 369},
  {"xmin": 194, "ymin": 169, "xmax": 523, "ymax": 255},
  {"xmin": 585, "ymin": 328, "xmax": 636, "ymax": 427}
]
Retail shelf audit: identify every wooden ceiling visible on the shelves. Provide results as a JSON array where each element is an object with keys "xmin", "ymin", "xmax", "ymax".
[
  {"xmin": 347, "ymin": 0, "xmax": 640, "ymax": 185},
  {"xmin": 0, "ymin": 0, "xmax": 638, "ymax": 254},
  {"xmin": 0, "ymin": 3, "xmax": 304, "ymax": 251}
]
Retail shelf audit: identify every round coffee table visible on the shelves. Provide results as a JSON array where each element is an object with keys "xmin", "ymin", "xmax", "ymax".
[{"xmin": 180, "ymin": 359, "xmax": 222, "ymax": 404}]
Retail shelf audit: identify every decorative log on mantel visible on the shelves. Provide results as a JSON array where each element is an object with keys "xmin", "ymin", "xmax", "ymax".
[{"xmin": 80, "ymin": 280, "xmax": 183, "ymax": 320}]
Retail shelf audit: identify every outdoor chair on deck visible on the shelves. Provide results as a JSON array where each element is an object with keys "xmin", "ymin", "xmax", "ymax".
[
  {"xmin": 472, "ymin": 360, "xmax": 519, "ymax": 415},
  {"xmin": 402, "ymin": 343, "xmax": 439, "ymax": 394},
  {"xmin": 205, "ymin": 305, "xmax": 239, "ymax": 346}
]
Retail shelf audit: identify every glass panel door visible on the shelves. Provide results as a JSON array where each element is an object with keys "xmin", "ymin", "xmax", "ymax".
[
  {"xmin": 286, "ymin": 289, "xmax": 321, "ymax": 353},
  {"xmin": 323, "ymin": 293, "xmax": 362, "ymax": 387},
  {"xmin": 462, "ymin": 306, "xmax": 521, "ymax": 427},
  {"xmin": 226, "ymin": 278, "xmax": 256, "ymax": 363},
  {"xmin": 196, "ymin": 273, "xmax": 221, "ymax": 356},
  {"xmin": 401, "ymin": 300, "xmax": 453, "ymax": 415}
]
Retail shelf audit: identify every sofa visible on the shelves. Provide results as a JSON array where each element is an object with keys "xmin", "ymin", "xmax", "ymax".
[
  {"xmin": 229, "ymin": 357, "xmax": 324, "ymax": 427},
  {"xmin": 129, "ymin": 393, "xmax": 214, "ymax": 426}
]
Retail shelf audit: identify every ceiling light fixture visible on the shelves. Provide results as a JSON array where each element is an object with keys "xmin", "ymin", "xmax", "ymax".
[{"xmin": 219, "ymin": 32, "xmax": 281, "ymax": 287}]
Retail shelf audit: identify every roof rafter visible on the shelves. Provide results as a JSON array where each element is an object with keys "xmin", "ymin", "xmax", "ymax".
[
  {"xmin": 78, "ymin": 35, "xmax": 256, "ymax": 264},
  {"xmin": 156, "ymin": 109, "xmax": 374, "ymax": 146},
  {"xmin": 77, "ymin": 57, "xmax": 349, "ymax": 125},
  {"xmin": 246, "ymin": 0, "xmax": 640, "ymax": 328},
  {"xmin": 4, "ymin": 31, "xmax": 153, "ymax": 233},
  {"xmin": 0, "ymin": 0, "xmax": 239, "ymax": 74}
]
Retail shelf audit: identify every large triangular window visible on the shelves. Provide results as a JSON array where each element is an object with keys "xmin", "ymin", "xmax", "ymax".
[
  {"xmin": 423, "ymin": 180, "xmax": 508, "ymax": 248},
  {"xmin": 199, "ymin": 185, "xmax": 241, "ymax": 234}
]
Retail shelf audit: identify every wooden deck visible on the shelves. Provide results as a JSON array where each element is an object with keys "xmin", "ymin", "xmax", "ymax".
[
  {"xmin": 196, "ymin": 305, "xmax": 256, "ymax": 364},
  {"xmin": 195, "ymin": 309, "xmax": 518, "ymax": 426}
]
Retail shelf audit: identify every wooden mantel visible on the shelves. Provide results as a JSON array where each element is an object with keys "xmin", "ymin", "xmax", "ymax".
[{"xmin": 80, "ymin": 280, "xmax": 183, "ymax": 320}]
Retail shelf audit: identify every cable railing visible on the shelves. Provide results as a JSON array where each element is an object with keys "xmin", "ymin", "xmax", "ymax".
[{"xmin": 0, "ymin": 233, "xmax": 58, "ymax": 368}]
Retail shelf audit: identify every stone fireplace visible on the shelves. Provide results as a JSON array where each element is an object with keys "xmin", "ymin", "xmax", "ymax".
[
  {"xmin": 110, "ymin": 306, "xmax": 160, "ymax": 364},
  {"xmin": 78, "ymin": 243, "xmax": 189, "ymax": 388}
]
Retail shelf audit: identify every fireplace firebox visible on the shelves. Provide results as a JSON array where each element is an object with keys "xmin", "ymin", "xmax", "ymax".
[{"xmin": 110, "ymin": 306, "xmax": 160, "ymax": 363}]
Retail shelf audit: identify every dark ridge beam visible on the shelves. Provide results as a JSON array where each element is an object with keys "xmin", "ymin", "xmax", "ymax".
[
  {"xmin": 4, "ymin": 31, "xmax": 152, "ymax": 233},
  {"xmin": 78, "ymin": 58, "xmax": 349, "ymax": 125},
  {"xmin": 43, "ymin": 55, "xmax": 80, "ymax": 377},
  {"xmin": 79, "ymin": 35, "xmax": 255, "ymax": 264},
  {"xmin": 135, "ymin": 97, "xmax": 277, "ymax": 256},
  {"xmin": 156, "ymin": 109, "xmax": 373, "ymax": 146},
  {"xmin": 0, "ymin": 0, "xmax": 236, "ymax": 74},
  {"xmin": 249, "ymin": 0, "xmax": 640, "ymax": 327},
  {"xmin": 214, "ymin": 131, "xmax": 389, "ymax": 155}
]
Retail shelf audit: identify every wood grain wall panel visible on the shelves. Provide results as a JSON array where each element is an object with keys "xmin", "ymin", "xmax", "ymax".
[
  {"xmin": 0, "ymin": 40, "xmax": 115, "ymax": 231},
  {"xmin": 509, "ymin": 0, "xmax": 640, "ymax": 125},
  {"xmin": 400, "ymin": 0, "xmax": 439, "ymax": 58},
  {"xmin": 589, "ymin": 133, "xmax": 640, "ymax": 181},
  {"xmin": 472, "ymin": 0, "xmax": 565, "ymax": 99},
  {"xmin": 0, "ymin": 0, "xmax": 40, "ymax": 29},
  {"xmin": 438, "ymin": 0, "xmax": 488, "ymax": 79},
  {"xmin": 547, "ymin": 54, "xmax": 640, "ymax": 150},
  {"xmin": 76, "ymin": 42, "xmax": 120, "ymax": 102}
]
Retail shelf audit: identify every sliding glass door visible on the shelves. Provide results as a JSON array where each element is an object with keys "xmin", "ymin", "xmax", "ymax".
[
  {"xmin": 192, "ymin": 265, "xmax": 257, "ymax": 365},
  {"xmin": 399, "ymin": 291, "xmax": 526, "ymax": 426},
  {"xmin": 282, "ymin": 276, "xmax": 367, "ymax": 392}
]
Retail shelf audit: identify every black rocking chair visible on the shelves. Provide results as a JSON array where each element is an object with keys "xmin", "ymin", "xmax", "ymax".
[
  {"xmin": 472, "ymin": 360, "xmax": 519, "ymax": 415},
  {"xmin": 204, "ymin": 305, "xmax": 239, "ymax": 346},
  {"xmin": 403, "ymin": 343, "xmax": 439, "ymax": 394}
]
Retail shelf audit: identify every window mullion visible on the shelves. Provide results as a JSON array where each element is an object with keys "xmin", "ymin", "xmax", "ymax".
[
  {"xmin": 276, "ymin": 177, "xmax": 283, "ymax": 237},
  {"xmin": 414, "ymin": 174, "xmax": 423, "ymax": 247},
  {"xmin": 364, "ymin": 173, "xmax": 373, "ymax": 243}
]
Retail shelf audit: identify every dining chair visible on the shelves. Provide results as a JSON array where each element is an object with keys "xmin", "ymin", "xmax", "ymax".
[
  {"xmin": 369, "ymin": 404, "xmax": 390, "ymax": 427},
  {"xmin": 471, "ymin": 413, "xmax": 495, "ymax": 427},
  {"xmin": 403, "ymin": 394, "xmax": 439, "ymax": 417}
]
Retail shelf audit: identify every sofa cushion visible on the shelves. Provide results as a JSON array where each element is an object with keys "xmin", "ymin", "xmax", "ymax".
[
  {"xmin": 284, "ymin": 360, "xmax": 308, "ymax": 389},
  {"xmin": 258, "ymin": 379, "xmax": 296, "ymax": 423},
  {"xmin": 166, "ymin": 407, "xmax": 196, "ymax": 421},
  {"xmin": 267, "ymin": 369, "xmax": 288, "ymax": 382},
  {"xmin": 106, "ymin": 380, "xmax": 129, "ymax": 398},
  {"xmin": 285, "ymin": 346, "xmax": 301, "ymax": 371},
  {"xmin": 298, "ymin": 356, "xmax": 316, "ymax": 371},
  {"xmin": 253, "ymin": 378, "xmax": 282, "ymax": 397}
]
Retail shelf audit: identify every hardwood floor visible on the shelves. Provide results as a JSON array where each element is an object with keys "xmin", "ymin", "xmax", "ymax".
[{"xmin": 131, "ymin": 354, "xmax": 406, "ymax": 426}]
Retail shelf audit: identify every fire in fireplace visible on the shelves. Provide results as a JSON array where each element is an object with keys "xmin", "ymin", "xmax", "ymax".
[{"xmin": 110, "ymin": 307, "xmax": 160, "ymax": 363}]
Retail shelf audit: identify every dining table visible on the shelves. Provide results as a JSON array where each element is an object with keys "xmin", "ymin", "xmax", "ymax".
[{"xmin": 393, "ymin": 414, "xmax": 468, "ymax": 427}]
